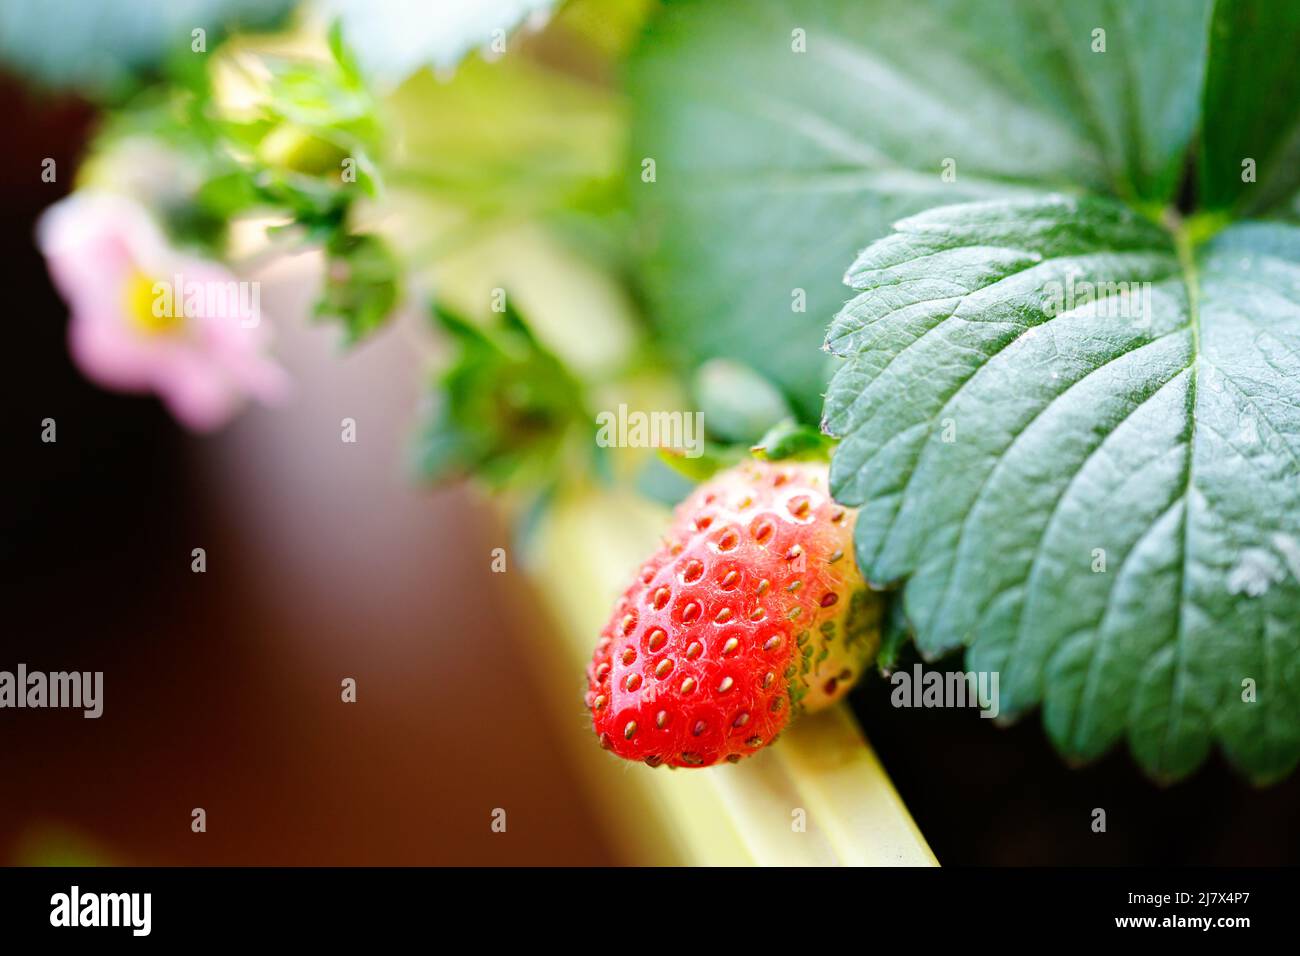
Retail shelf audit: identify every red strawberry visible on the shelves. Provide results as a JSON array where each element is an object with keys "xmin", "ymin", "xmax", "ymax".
[{"xmin": 587, "ymin": 459, "xmax": 880, "ymax": 768}]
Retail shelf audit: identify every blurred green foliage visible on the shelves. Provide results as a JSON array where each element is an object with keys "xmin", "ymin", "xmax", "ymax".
[
  {"xmin": 0, "ymin": 0, "xmax": 292, "ymax": 100},
  {"xmin": 77, "ymin": 19, "xmax": 402, "ymax": 340},
  {"xmin": 413, "ymin": 302, "xmax": 594, "ymax": 490}
]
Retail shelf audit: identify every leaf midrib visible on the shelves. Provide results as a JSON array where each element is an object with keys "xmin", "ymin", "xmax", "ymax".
[
  {"xmin": 843, "ymin": 207, "xmax": 1213, "ymax": 762},
  {"xmin": 1156, "ymin": 216, "xmax": 1205, "ymax": 774}
]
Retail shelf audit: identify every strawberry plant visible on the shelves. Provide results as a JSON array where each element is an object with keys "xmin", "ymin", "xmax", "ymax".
[
  {"xmin": 19, "ymin": 0, "xmax": 1300, "ymax": 786},
  {"xmin": 631, "ymin": 0, "xmax": 1300, "ymax": 782}
]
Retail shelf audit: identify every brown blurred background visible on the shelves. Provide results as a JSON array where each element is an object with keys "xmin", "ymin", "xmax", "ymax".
[
  {"xmin": 4, "ymin": 73, "xmax": 1299, "ymax": 868},
  {"xmin": 1, "ymin": 76, "xmax": 616, "ymax": 865}
]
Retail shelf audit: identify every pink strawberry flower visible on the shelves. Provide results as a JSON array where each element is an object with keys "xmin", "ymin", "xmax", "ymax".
[{"xmin": 38, "ymin": 191, "xmax": 288, "ymax": 431}]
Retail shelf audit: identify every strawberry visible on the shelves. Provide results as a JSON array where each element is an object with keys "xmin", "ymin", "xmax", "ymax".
[{"xmin": 587, "ymin": 459, "xmax": 880, "ymax": 768}]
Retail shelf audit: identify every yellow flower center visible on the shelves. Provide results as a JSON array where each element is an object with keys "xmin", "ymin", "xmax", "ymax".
[{"xmin": 123, "ymin": 271, "xmax": 184, "ymax": 336}]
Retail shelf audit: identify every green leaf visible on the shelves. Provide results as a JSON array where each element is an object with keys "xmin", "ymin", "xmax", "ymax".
[
  {"xmin": 0, "ymin": 0, "xmax": 291, "ymax": 98},
  {"xmin": 219, "ymin": 38, "xmax": 386, "ymax": 214},
  {"xmin": 824, "ymin": 195, "xmax": 1300, "ymax": 784},
  {"xmin": 413, "ymin": 302, "xmax": 592, "ymax": 489},
  {"xmin": 751, "ymin": 420, "xmax": 833, "ymax": 462},
  {"xmin": 1199, "ymin": 0, "xmax": 1300, "ymax": 214},
  {"xmin": 629, "ymin": 0, "xmax": 1211, "ymax": 419},
  {"xmin": 654, "ymin": 444, "xmax": 744, "ymax": 484},
  {"xmin": 315, "ymin": 233, "xmax": 401, "ymax": 343},
  {"xmin": 876, "ymin": 592, "xmax": 913, "ymax": 675},
  {"xmin": 322, "ymin": 0, "xmax": 556, "ymax": 88}
]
